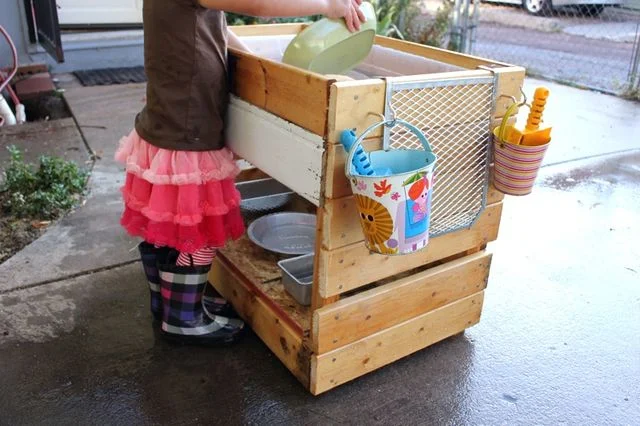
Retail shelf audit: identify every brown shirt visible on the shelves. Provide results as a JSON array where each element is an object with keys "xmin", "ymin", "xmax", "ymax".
[{"xmin": 135, "ymin": 0, "xmax": 228, "ymax": 152}]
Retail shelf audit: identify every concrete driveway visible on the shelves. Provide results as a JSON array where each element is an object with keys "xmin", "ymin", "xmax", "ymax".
[{"xmin": 0, "ymin": 78, "xmax": 639, "ymax": 425}]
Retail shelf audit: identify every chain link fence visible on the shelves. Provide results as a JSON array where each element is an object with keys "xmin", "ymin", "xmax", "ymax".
[
  {"xmin": 228, "ymin": 1, "xmax": 640, "ymax": 98},
  {"xmin": 417, "ymin": 0, "xmax": 640, "ymax": 98}
]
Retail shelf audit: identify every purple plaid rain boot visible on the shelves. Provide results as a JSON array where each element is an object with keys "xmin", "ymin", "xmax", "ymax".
[
  {"xmin": 173, "ymin": 250, "xmax": 239, "ymax": 319},
  {"xmin": 138, "ymin": 242, "xmax": 237, "ymax": 323},
  {"xmin": 158, "ymin": 260, "xmax": 245, "ymax": 346},
  {"xmin": 138, "ymin": 242, "xmax": 167, "ymax": 322}
]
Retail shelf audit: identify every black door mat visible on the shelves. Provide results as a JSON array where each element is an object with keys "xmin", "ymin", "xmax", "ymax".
[{"xmin": 73, "ymin": 66, "xmax": 147, "ymax": 86}]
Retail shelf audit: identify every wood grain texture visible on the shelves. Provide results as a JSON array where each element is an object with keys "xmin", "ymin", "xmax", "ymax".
[
  {"xmin": 327, "ymin": 80, "xmax": 386, "ymax": 144},
  {"xmin": 310, "ymin": 291, "xmax": 485, "ymax": 394},
  {"xmin": 310, "ymin": 207, "xmax": 341, "ymax": 312},
  {"xmin": 210, "ymin": 257, "xmax": 311, "ymax": 388},
  {"xmin": 324, "ymin": 137, "xmax": 382, "ymax": 200},
  {"xmin": 374, "ymin": 36, "xmax": 503, "ymax": 69},
  {"xmin": 317, "ymin": 202, "xmax": 503, "ymax": 297},
  {"xmin": 491, "ymin": 66, "xmax": 527, "ymax": 119},
  {"xmin": 312, "ymin": 251, "xmax": 491, "ymax": 353},
  {"xmin": 228, "ymin": 50, "xmax": 330, "ymax": 136}
]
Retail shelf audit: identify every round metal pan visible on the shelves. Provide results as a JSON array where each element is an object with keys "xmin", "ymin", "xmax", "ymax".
[{"xmin": 247, "ymin": 212, "xmax": 316, "ymax": 256}]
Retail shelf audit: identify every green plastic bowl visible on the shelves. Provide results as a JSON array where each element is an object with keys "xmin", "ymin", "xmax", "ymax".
[{"xmin": 282, "ymin": 2, "xmax": 377, "ymax": 75}]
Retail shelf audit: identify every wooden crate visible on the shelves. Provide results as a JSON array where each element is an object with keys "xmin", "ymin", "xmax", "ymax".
[{"xmin": 209, "ymin": 24, "xmax": 525, "ymax": 395}]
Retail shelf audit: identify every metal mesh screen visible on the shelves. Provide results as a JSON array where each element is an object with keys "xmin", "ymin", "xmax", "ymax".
[{"xmin": 384, "ymin": 76, "xmax": 496, "ymax": 236}]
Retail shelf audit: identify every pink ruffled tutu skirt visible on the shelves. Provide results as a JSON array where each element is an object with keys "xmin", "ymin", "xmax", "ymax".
[{"xmin": 115, "ymin": 130, "xmax": 245, "ymax": 253}]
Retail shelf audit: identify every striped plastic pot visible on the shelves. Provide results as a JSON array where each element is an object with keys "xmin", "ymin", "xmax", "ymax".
[{"xmin": 492, "ymin": 128, "xmax": 550, "ymax": 196}]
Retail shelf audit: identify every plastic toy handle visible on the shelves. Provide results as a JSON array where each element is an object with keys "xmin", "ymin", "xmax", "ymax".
[
  {"xmin": 341, "ymin": 129, "xmax": 374, "ymax": 176},
  {"xmin": 345, "ymin": 119, "xmax": 433, "ymax": 177},
  {"xmin": 498, "ymin": 102, "xmax": 521, "ymax": 142},
  {"xmin": 340, "ymin": 129, "xmax": 358, "ymax": 151},
  {"xmin": 525, "ymin": 87, "xmax": 549, "ymax": 132}
]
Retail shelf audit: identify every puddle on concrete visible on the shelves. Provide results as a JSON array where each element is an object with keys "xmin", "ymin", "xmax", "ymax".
[{"xmin": 540, "ymin": 152, "xmax": 640, "ymax": 192}]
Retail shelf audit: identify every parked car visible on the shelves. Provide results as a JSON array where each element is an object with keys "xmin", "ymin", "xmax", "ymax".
[{"xmin": 484, "ymin": 0, "xmax": 623, "ymax": 16}]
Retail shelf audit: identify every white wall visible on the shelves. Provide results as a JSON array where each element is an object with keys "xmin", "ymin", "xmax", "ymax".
[
  {"xmin": 0, "ymin": 0, "xmax": 32, "ymax": 69},
  {"xmin": 0, "ymin": 0, "xmax": 144, "ymax": 74}
]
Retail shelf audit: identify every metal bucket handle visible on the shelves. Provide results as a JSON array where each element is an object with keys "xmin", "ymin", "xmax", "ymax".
[{"xmin": 345, "ymin": 119, "xmax": 434, "ymax": 177}]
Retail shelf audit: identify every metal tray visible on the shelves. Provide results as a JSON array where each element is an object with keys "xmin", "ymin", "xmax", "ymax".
[
  {"xmin": 278, "ymin": 253, "xmax": 314, "ymax": 306},
  {"xmin": 247, "ymin": 212, "xmax": 316, "ymax": 256},
  {"xmin": 237, "ymin": 178, "xmax": 294, "ymax": 216}
]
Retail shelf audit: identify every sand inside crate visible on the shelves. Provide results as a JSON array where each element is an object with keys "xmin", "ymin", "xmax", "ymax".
[
  {"xmin": 239, "ymin": 34, "xmax": 465, "ymax": 79},
  {"xmin": 221, "ymin": 235, "xmax": 311, "ymax": 330},
  {"xmin": 219, "ymin": 194, "xmax": 315, "ymax": 331}
]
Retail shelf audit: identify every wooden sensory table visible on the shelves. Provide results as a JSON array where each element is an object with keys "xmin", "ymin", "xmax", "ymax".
[{"xmin": 208, "ymin": 24, "xmax": 525, "ymax": 395}]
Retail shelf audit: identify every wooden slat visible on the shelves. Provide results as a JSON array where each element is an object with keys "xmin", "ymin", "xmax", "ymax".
[
  {"xmin": 310, "ymin": 291, "xmax": 484, "ymax": 394},
  {"xmin": 375, "ymin": 36, "xmax": 504, "ymax": 69},
  {"xmin": 325, "ymin": 137, "xmax": 382, "ymax": 200},
  {"xmin": 317, "ymin": 202, "xmax": 502, "ymax": 297},
  {"xmin": 322, "ymin": 195, "xmax": 359, "ymax": 250},
  {"xmin": 383, "ymin": 69, "xmax": 492, "ymax": 85},
  {"xmin": 312, "ymin": 251, "xmax": 491, "ymax": 353},
  {"xmin": 226, "ymin": 96, "xmax": 324, "ymax": 205},
  {"xmin": 311, "ymin": 206, "xmax": 341, "ymax": 311},
  {"xmin": 327, "ymin": 80, "xmax": 386, "ymax": 144},
  {"xmin": 210, "ymin": 257, "xmax": 310, "ymax": 388},
  {"xmin": 230, "ymin": 23, "xmax": 307, "ymax": 37},
  {"xmin": 228, "ymin": 50, "xmax": 330, "ymax": 136},
  {"xmin": 487, "ymin": 167, "xmax": 505, "ymax": 204},
  {"xmin": 491, "ymin": 66, "xmax": 527, "ymax": 119}
]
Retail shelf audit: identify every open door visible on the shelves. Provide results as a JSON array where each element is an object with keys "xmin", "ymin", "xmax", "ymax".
[{"xmin": 24, "ymin": 0, "xmax": 64, "ymax": 63}]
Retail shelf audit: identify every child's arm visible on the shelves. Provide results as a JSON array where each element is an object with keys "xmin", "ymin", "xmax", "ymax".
[
  {"xmin": 200, "ymin": 0, "xmax": 366, "ymax": 32},
  {"xmin": 227, "ymin": 29, "xmax": 253, "ymax": 53}
]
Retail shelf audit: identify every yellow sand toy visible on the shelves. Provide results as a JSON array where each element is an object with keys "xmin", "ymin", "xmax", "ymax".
[{"xmin": 503, "ymin": 87, "xmax": 552, "ymax": 147}]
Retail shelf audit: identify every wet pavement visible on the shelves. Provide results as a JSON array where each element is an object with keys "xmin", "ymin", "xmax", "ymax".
[{"xmin": 0, "ymin": 79, "xmax": 639, "ymax": 425}]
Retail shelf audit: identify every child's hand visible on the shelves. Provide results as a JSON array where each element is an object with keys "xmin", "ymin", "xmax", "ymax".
[{"xmin": 325, "ymin": 0, "xmax": 366, "ymax": 32}]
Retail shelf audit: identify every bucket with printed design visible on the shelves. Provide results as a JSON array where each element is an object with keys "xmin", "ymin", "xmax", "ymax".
[{"xmin": 345, "ymin": 120, "xmax": 437, "ymax": 255}]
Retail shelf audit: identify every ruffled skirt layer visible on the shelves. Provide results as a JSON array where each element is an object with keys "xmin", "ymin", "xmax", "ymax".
[{"xmin": 115, "ymin": 130, "xmax": 244, "ymax": 253}]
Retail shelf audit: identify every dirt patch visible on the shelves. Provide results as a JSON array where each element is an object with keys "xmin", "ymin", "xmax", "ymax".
[
  {"xmin": 0, "ymin": 213, "xmax": 47, "ymax": 265},
  {"xmin": 20, "ymin": 92, "xmax": 72, "ymax": 122}
]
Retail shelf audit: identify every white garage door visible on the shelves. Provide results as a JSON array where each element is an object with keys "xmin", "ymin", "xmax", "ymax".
[{"xmin": 57, "ymin": 0, "xmax": 142, "ymax": 25}]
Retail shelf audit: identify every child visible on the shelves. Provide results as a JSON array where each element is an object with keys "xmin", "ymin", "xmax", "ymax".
[{"xmin": 116, "ymin": 0, "xmax": 366, "ymax": 346}]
